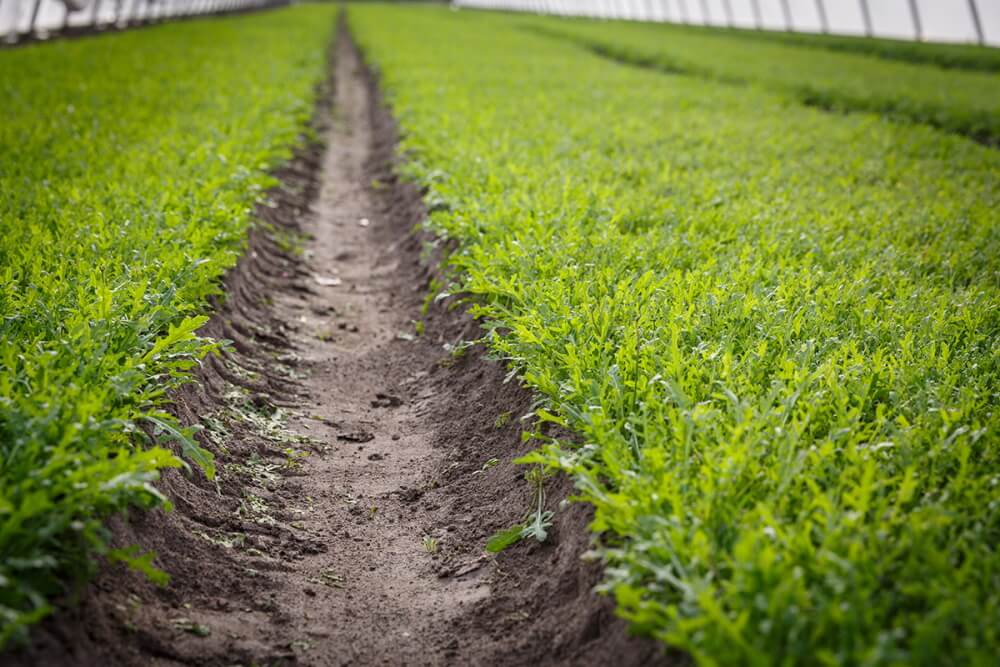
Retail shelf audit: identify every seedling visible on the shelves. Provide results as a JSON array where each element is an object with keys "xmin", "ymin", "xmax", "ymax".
[
  {"xmin": 171, "ymin": 618, "xmax": 211, "ymax": 638},
  {"xmin": 282, "ymin": 448, "xmax": 310, "ymax": 470},
  {"xmin": 486, "ymin": 466, "xmax": 554, "ymax": 552},
  {"xmin": 471, "ymin": 458, "xmax": 500, "ymax": 475}
]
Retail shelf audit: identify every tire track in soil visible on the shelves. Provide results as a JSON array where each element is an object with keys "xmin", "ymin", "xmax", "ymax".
[{"xmin": 6, "ymin": 23, "xmax": 669, "ymax": 667}]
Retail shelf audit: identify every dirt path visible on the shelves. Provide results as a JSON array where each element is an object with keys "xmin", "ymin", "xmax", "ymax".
[
  {"xmin": 239, "ymin": 30, "xmax": 496, "ymax": 664},
  {"xmin": 8, "ymin": 25, "xmax": 667, "ymax": 667}
]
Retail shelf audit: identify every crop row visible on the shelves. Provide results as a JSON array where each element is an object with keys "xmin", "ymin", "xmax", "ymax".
[
  {"xmin": 517, "ymin": 14, "xmax": 1000, "ymax": 146},
  {"xmin": 349, "ymin": 5, "xmax": 1000, "ymax": 664},
  {"xmin": 718, "ymin": 24, "xmax": 1000, "ymax": 73},
  {"xmin": 0, "ymin": 4, "xmax": 336, "ymax": 645}
]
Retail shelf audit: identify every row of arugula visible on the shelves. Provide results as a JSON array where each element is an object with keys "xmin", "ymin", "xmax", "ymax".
[
  {"xmin": 0, "ymin": 5, "xmax": 338, "ymax": 645},
  {"xmin": 348, "ymin": 5, "xmax": 999, "ymax": 665},
  {"xmin": 522, "ymin": 14, "xmax": 1000, "ymax": 146},
  {"xmin": 655, "ymin": 19, "xmax": 1000, "ymax": 74},
  {"xmin": 731, "ymin": 26, "xmax": 1000, "ymax": 73}
]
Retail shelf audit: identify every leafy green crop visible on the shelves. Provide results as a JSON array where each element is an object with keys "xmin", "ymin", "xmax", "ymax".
[
  {"xmin": 349, "ymin": 5, "xmax": 1000, "ymax": 664},
  {"xmin": 0, "ymin": 4, "xmax": 336, "ymax": 645},
  {"xmin": 515, "ymin": 14, "xmax": 1000, "ymax": 145},
  {"xmin": 667, "ymin": 22, "xmax": 1000, "ymax": 74}
]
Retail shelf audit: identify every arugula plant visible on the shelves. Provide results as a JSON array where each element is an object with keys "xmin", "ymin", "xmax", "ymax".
[{"xmin": 0, "ymin": 4, "xmax": 337, "ymax": 646}]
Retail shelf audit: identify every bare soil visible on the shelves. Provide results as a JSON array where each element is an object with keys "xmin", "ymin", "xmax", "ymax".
[{"xmin": 4, "ymin": 24, "xmax": 671, "ymax": 667}]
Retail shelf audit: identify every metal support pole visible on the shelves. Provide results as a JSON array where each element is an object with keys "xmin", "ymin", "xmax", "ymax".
[
  {"xmin": 699, "ymin": 0, "xmax": 709, "ymax": 25},
  {"xmin": 721, "ymin": 0, "xmax": 732, "ymax": 27},
  {"xmin": 779, "ymin": 0, "xmax": 792, "ymax": 31},
  {"xmin": 906, "ymin": 0, "xmax": 921, "ymax": 40},
  {"xmin": 28, "ymin": 0, "xmax": 44, "ymax": 33},
  {"xmin": 677, "ymin": 0, "xmax": 687, "ymax": 24},
  {"xmin": 90, "ymin": 0, "xmax": 102, "ymax": 25},
  {"xmin": 814, "ymin": 0, "xmax": 828, "ymax": 33},
  {"xmin": 858, "ymin": 0, "xmax": 873, "ymax": 37},
  {"xmin": 749, "ymin": 0, "xmax": 762, "ymax": 30},
  {"xmin": 966, "ymin": 0, "xmax": 984, "ymax": 45}
]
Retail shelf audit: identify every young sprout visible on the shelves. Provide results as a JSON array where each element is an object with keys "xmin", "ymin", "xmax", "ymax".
[{"xmin": 471, "ymin": 458, "xmax": 500, "ymax": 475}]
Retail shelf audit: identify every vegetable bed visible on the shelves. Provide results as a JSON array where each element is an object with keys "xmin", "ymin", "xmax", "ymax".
[
  {"xmin": 0, "ymin": 4, "xmax": 336, "ymax": 645},
  {"xmin": 349, "ymin": 5, "xmax": 999, "ymax": 665},
  {"xmin": 517, "ymin": 13, "xmax": 1000, "ymax": 145},
  {"xmin": 734, "ymin": 27, "xmax": 1000, "ymax": 73}
]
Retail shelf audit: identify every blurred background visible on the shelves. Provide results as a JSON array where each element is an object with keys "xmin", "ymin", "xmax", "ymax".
[
  {"xmin": 2, "ymin": 1, "xmax": 999, "ymax": 46},
  {"xmin": 454, "ymin": 1, "xmax": 1000, "ymax": 45},
  {"xmin": 0, "ymin": 0, "xmax": 286, "ymax": 41}
]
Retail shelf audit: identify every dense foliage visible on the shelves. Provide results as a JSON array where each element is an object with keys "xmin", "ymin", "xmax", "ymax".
[
  {"xmin": 697, "ymin": 23, "xmax": 1000, "ymax": 73},
  {"xmin": 518, "ymin": 14, "xmax": 1000, "ymax": 145},
  {"xmin": 0, "ymin": 5, "xmax": 336, "ymax": 645},
  {"xmin": 350, "ymin": 5, "xmax": 1000, "ymax": 664}
]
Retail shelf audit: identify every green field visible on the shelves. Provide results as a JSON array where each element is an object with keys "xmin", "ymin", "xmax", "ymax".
[
  {"xmin": 0, "ymin": 4, "xmax": 336, "ymax": 644},
  {"xmin": 349, "ymin": 5, "xmax": 999, "ymax": 664},
  {"xmin": 517, "ymin": 13, "xmax": 1000, "ymax": 145},
  {"xmin": 682, "ymin": 23, "xmax": 1000, "ymax": 73},
  {"xmin": 2, "ymin": 2, "xmax": 999, "ymax": 664}
]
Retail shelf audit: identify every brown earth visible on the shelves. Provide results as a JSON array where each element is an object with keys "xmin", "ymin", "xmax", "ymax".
[{"xmin": 4, "ymin": 22, "xmax": 672, "ymax": 667}]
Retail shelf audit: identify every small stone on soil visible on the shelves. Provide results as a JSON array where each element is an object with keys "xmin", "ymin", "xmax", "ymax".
[
  {"xmin": 337, "ymin": 430, "xmax": 374, "ymax": 443},
  {"xmin": 371, "ymin": 392, "xmax": 403, "ymax": 408}
]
